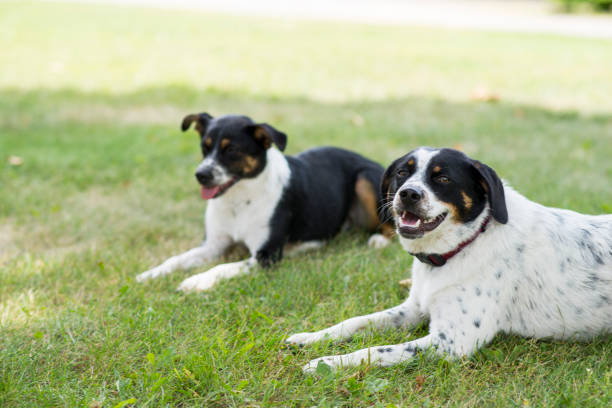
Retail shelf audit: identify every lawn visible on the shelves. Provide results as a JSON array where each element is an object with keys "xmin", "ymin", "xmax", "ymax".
[{"xmin": 1, "ymin": 1, "xmax": 611, "ymax": 407}]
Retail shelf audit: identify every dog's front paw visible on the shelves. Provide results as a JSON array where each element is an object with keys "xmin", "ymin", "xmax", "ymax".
[
  {"xmin": 367, "ymin": 233, "xmax": 390, "ymax": 249},
  {"xmin": 136, "ymin": 266, "xmax": 167, "ymax": 282},
  {"xmin": 286, "ymin": 331, "xmax": 329, "ymax": 346},
  {"xmin": 177, "ymin": 272, "xmax": 218, "ymax": 292},
  {"xmin": 303, "ymin": 356, "xmax": 341, "ymax": 374}
]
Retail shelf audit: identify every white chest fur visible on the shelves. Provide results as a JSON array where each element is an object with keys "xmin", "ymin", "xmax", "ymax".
[{"xmin": 204, "ymin": 148, "xmax": 291, "ymax": 253}]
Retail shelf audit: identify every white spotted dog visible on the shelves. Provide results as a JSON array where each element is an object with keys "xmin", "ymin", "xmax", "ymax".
[
  {"xmin": 287, "ymin": 147, "xmax": 612, "ymax": 373},
  {"xmin": 136, "ymin": 113, "xmax": 394, "ymax": 291}
]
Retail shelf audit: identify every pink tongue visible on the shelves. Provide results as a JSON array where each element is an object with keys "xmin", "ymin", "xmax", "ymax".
[
  {"xmin": 201, "ymin": 186, "xmax": 220, "ymax": 200},
  {"xmin": 402, "ymin": 212, "xmax": 420, "ymax": 226}
]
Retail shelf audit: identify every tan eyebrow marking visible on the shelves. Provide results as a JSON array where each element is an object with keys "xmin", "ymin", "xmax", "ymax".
[
  {"xmin": 204, "ymin": 138, "xmax": 212, "ymax": 147},
  {"xmin": 220, "ymin": 138, "xmax": 230, "ymax": 149},
  {"xmin": 408, "ymin": 159, "xmax": 415, "ymax": 166},
  {"xmin": 433, "ymin": 166, "xmax": 441, "ymax": 172}
]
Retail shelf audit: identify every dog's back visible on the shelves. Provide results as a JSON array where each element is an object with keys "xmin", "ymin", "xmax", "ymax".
[
  {"xmin": 282, "ymin": 147, "xmax": 386, "ymax": 242},
  {"xmin": 494, "ymin": 187, "xmax": 612, "ymax": 339}
]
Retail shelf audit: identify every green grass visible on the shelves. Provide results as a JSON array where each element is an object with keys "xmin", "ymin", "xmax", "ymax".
[{"xmin": 1, "ymin": 1, "xmax": 611, "ymax": 407}]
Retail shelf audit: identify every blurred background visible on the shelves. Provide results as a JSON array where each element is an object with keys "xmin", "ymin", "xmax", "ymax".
[
  {"xmin": 1, "ymin": 1, "xmax": 611, "ymax": 406},
  {"xmin": 2, "ymin": 0, "xmax": 611, "ymax": 255}
]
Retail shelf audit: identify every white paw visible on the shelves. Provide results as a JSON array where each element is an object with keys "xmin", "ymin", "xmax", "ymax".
[
  {"xmin": 177, "ymin": 272, "xmax": 218, "ymax": 292},
  {"xmin": 286, "ymin": 331, "xmax": 329, "ymax": 346},
  {"xmin": 136, "ymin": 266, "xmax": 167, "ymax": 282},
  {"xmin": 177, "ymin": 261, "xmax": 251, "ymax": 292},
  {"xmin": 303, "ymin": 356, "xmax": 341, "ymax": 374},
  {"xmin": 368, "ymin": 234, "xmax": 390, "ymax": 249}
]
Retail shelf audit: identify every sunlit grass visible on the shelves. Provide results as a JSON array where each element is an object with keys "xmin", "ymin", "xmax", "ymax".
[{"xmin": 0, "ymin": 1, "xmax": 611, "ymax": 407}]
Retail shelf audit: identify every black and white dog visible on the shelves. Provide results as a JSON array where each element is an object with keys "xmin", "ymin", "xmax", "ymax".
[
  {"xmin": 287, "ymin": 147, "xmax": 612, "ymax": 372},
  {"xmin": 136, "ymin": 113, "xmax": 393, "ymax": 291}
]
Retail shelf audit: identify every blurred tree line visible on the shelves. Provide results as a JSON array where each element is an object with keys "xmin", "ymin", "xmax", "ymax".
[{"xmin": 556, "ymin": 0, "xmax": 612, "ymax": 12}]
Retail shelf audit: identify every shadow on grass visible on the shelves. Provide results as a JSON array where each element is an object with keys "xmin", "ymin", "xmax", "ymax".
[
  {"xmin": 0, "ymin": 85, "xmax": 611, "ymax": 406},
  {"xmin": 1, "ymin": 82, "xmax": 610, "ymax": 278}
]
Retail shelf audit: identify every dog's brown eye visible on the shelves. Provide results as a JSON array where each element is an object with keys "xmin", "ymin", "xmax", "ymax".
[
  {"xmin": 435, "ymin": 175, "xmax": 450, "ymax": 184},
  {"xmin": 225, "ymin": 145, "xmax": 237, "ymax": 154},
  {"xmin": 396, "ymin": 169, "xmax": 408, "ymax": 177}
]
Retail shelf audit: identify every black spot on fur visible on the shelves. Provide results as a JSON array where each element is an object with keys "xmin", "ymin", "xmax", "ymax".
[
  {"xmin": 475, "ymin": 287, "xmax": 481, "ymax": 296},
  {"xmin": 582, "ymin": 228, "xmax": 592, "ymax": 239},
  {"xmin": 590, "ymin": 246, "xmax": 604, "ymax": 265},
  {"xmin": 495, "ymin": 270, "xmax": 503, "ymax": 280},
  {"xmin": 520, "ymin": 315, "xmax": 527, "ymax": 331},
  {"xmin": 585, "ymin": 273, "xmax": 600, "ymax": 289},
  {"xmin": 439, "ymin": 332, "xmax": 447, "ymax": 340},
  {"xmin": 597, "ymin": 295, "xmax": 611, "ymax": 308},
  {"xmin": 473, "ymin": 319, "xmax": 481, "ymax": 328}
]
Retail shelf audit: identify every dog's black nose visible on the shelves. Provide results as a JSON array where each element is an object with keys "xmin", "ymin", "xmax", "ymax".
[
  {"xmin": 195, "ymin": 169, "xmax": 214, "ymax": 185},
  {"xmin": 399, "ymin": 187, "xmax": 423, "ymax": 204}
]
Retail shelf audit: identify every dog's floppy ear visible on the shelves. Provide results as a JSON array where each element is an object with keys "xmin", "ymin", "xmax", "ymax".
[
  {"xmin": 472, "ymin": 160, "xmax": 508, "ymax": 224},
  {"xmin": 181, "ymin": 112, "xmax": 213, "ymax": 135},
  {"xmin": 246, "ymin": 123, "xmax": 287, "ymax": 151}
]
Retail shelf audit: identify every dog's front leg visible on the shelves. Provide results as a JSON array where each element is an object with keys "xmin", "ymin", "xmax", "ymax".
[
  {"xmin": 177, "ymin": 223, "xmax": 290, "ymax": 292},
  {"xmin": 302, "ymin": 334, "xmax": 434, "ymax": 373},
  {"xmin": 302, "ymin": 304, "xmax": 501, "ymax": 373},
  {"xmin": 136, "ymin": 236, "xmax": 231, "ymax": 282},
  {"xmin": 286, "ymin": 297, "xmax": 424, "ymax": 346},
  {"xmin": 176, "ymin": 257, "xmax": 256, "ymax": 292}
]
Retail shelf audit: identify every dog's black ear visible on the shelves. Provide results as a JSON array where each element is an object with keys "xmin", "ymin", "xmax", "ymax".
[
  {"xmin": 246, "ymin": 123, "xmax": 287, "ymax": 151},
  {"xmin": 472, "ymin": 160, "xmax": 508, "ymax": 224},
  {"xmin": 181, "ymin": 112, "xmax": 213, "ymax": 135}
]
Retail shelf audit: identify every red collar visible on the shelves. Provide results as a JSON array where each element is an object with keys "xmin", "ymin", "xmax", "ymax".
[{"xmin": 411, "ymin": 213, "xmax": 490, "ymax": 267}]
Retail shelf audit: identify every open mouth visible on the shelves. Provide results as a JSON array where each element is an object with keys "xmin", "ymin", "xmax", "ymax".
[
  {"xmin": 397, "ymin": 210, "xmax": 447, "ymax": 238},
  {"xmin": 201, "ymin": 178, "xmax": 238, "ymax": 200}
]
